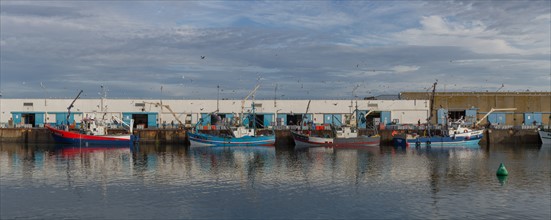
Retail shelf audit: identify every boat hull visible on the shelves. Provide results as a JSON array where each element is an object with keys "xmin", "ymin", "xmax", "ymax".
[
  {"xmin": 45, "ymin": 125, "xmax": 135, "ymax": 146},
  {"xmin": 539, "ymin": 130, "xmax": 551, "ymax": 145},
  {"xmin": 291, "ymin": 131, "xmax": 380, "ymax": 148},
  {"xmin": 393, "ymin": 134, "xmax": 482, "ymax": 147},
  {"xmin": 187, "ymin": 132, "xmax": 275, "ymax": 147}
]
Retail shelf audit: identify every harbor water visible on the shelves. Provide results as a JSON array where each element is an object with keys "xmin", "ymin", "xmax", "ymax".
[{"xmin": 1, "ymin": 143, "xmax": 550, "ymax": 219}]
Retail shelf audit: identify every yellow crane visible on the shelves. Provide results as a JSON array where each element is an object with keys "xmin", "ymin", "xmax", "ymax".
[{"xmin": 143, "ymin": 102, "xmax": 185, "ymax": 128}]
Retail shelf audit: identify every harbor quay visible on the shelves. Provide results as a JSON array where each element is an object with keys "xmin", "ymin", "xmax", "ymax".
[
  {"xmin": 0, "ymin": 92, "xmax": 549, "ymax": 146},
  {"xmin": 0, "ymin": 126, "xmax": 543, "ymax": 146}
]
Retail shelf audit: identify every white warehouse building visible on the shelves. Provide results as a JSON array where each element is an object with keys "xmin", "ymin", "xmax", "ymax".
[{"xmin": 0, "ymin": 98, "xmax": 430, "ymax": 129}]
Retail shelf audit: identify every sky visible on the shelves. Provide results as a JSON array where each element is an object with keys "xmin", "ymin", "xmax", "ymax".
[{"xmin": 1, "ymin": 0, "xmax": 550, "ymax": 100}]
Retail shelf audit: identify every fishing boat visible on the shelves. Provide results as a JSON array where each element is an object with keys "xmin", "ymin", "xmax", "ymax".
[
  {"xmin": 187, "ymin": 84, "xmax": 275, "ymax": 147},
  {"xmin": 392, "ymin": 81, "xmax": 483, "ymax": 147},
  {"xmin": 188, "ymin": 125, "xmax": 275, "ymax": 147},
  {"xmin": 392, "ymin": 131, "xmax": 482, "ymax": 147},
  {"xmin": 45, "ymin": 90, "xmax": 136, "ymax": 146},
  {"xmin": 291, "ymin": 126, "xmax": 380, "ymax": 148},
  {"xmin": 538, "ymin": 129, "xmax": 551, "ymax": 145},
  {"xmin": 45, "ymin": 115, "xmax": 135, "ymax": 146}
]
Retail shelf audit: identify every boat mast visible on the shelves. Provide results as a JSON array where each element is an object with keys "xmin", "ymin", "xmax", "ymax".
[{"xmin": 427, "ymin": 80, "xmax": 437, "ymax": 137}]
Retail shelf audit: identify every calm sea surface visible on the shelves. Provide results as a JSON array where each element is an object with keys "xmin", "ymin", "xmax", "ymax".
[{"xmin": 1, "ymin": 143, "xmax": 550, "ymax": 219}]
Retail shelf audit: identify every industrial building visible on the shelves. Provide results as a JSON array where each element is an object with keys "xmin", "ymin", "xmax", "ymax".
[
  {"xmin": 400, "ymin": 92, "xmax": 551, "ymax": 126},
  {"xmin": 0, "ymin": 98, "xmax": 429, "ymax": 129},
  {"xmin": 2, "ymin": 91, "xmax": 548, "ymax": 129}
]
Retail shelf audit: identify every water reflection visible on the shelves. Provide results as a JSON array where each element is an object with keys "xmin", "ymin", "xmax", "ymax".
[{"xmin": 0, "ymin": 142, "xmax": 549, "ymax": 219}]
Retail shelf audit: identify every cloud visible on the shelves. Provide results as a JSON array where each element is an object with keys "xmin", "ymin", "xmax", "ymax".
[
  {"xmin": 394, "ymin": 15, "xmax": 525, "ymax": 55},
  {"xmin": 0, "ymin": 1, "xmax": 549, "ymax": 99},
  {"xmin": 391, "ymin": 65, "xmax": 420, "ymax": 73}
]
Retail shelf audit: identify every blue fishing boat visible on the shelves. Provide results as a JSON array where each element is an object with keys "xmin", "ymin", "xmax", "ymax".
[
  {"xmin": 187, "ymin": 84, "xmax": 275, "ymax": 147},
  {"xmin": 187, "ymin": 126, "xmax": 275, "ymax": 147},
  {"xmin": 392, "ymin": 80, "xmax": 483, "ymax": 148},
  {"xmin": 393, "ymin": 132, "xmax": 482, "ymax": 147}
]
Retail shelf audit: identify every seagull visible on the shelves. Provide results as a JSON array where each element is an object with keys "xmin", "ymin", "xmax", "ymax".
[
  {"xmin": 200, "ymin": 108, "xmax": 204, "ymax": 110},
  {"xmin": 201, "ymin": 56, "xmax": 205, "ymax": 59}
]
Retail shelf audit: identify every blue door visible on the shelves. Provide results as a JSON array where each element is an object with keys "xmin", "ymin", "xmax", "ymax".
[
  {"xmin": 55, "ymin": 112, "xmax": 73, "ymax": 125},
  {"xmin": 277, "ymin": 114, "xmax": 287, "ymax": 126},
  {"xmin": 242, "ymin": 114, "xmax": 250, "ymax": 128},
  {"xmin": 465, "ymin": 109, "xmax": 477, "ymax": 125},
  {"xmin": 380, "ymin": 111, "xmax": 391, "ymax": 125},
  {"xmin": 332, "ymin": 114, "xmax": 342, "ymax": 126},
  {"xmin": 323, "ymin": 114, "xmax": 333, "ymax": 125},
  {"xmin": 488, "ymin": 113, "xmax": 506, "ymax": 125},
  {"xmin": 357, "ymin": 110, "xmax": 368, "ymax": 128},
  {"xmin": 122, "ymin": 113, "xmax": 133, "ymax": 125},
  {"xmin": 263, "ymin": 114, "xmax": 274, "ymax": 127},
  {"xmin": 12, "ymin": 113, "xmax": 22, "ymax": 125},
  {"xmin": 200, "ymin": 113, "xmax": 211, "ymax": 126},
  {"xmin": 437, "ymin": 108, "xmax": 448, "ymax": 125},
  {"xmin": 525, "ymin": 113, "xmax": 542, "ymax": 125},
  {"xmin": 147, "ymin": 113, "xmax": 157, "ymax": 128},
  {"xmin": 35, "ymin": 113, "xmax": 44, "ymax": 127}
]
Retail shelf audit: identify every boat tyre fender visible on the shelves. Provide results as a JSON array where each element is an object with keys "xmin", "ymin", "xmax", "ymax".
[
  {"xmin": 464, "ymin": 129, "xmax": 468, "ymax": 133},
  {"xmin": 426, "ymin": 140, "xmax": 431, "ymax": 146},
  {"xmin": 415, "ymin": 141, "xmax": 421, "ymax": 147}
]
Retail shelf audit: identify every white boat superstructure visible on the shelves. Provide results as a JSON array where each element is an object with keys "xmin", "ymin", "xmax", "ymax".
[
  {"xmin": 538, "ymin": 129, "xmax": 551, "ymax": 145},
  {"xmin": 446, "ymin": 119, "xmax": 484, "ymax": 138}
]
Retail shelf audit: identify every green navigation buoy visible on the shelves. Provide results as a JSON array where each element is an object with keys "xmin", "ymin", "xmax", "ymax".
[{"xmin": 496, "ymin": 163, "xmax": 509, "ymax": 176}]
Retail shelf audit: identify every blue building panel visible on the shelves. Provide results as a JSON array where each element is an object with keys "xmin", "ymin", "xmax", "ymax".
[
  {"xmin": 524, "ymin": 113, "xmax": 542, "ymax": 125},
  {"xmin": 303, "ymin": 114, "xmax": 313, "ymax": 123},
  {"xmin": 488, "ymin": 113, "xmax": 506, "ymax": 125},
  {"xmin": 35, "ymin": 113, "xmax": 44, "ymax": 127},
  {"xmin": 323, "ymin": 114, "xmax": 342, "ymax": 126},
  {"xmin": 263, "ymin": 114, "xmax": 274, "ymax": 127},
  {"xmin": 147, "ymin": 113, "xmax": 157, "ymax": 128},
  {"xmin": 276, "ymin": 114, "xmax": 286, "ymax": 126},
  {"xmin": 332, "ymin": 114, "xmax": 342, "ymax": 126},
  {"xmin": 201, "ymin": 113, "xmax": 211, "ymax": 126},
  {"xmin": 381, "ymin": 111, "xmax": 391, "ymax": 125},
  {"xmin": 12, "ymin": 113, "xmax": 22, "ymax": 125},
  {"xmin": 357, "ymin": 110, "xmax": 368, "ymax": 128},
  {"xmin": 323, "ymin": 114, "xmax": 333, "ymax": 125},
  {"xmin": 437, "ymin": 108, "xmax": 448, "ymax": 125},
  {"xmin": 465, "ymin": 109, "xmax": 477, "ymax": 125}
]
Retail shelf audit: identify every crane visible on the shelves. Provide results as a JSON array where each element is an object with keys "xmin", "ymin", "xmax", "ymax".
[
  {"xmin": 238, "ymin": 83, "xmax": 261, "ymax": 126},
  {"xmin": 475, "ymin": 108, "xmax": 517, "ymax": 126},
  {"xmin": 143, "ymin": 102, "xmax": 185, "ymax": 128},
  {"xmin": 66, "ymin": 90, "xmax": 83, "ymax": 126}
]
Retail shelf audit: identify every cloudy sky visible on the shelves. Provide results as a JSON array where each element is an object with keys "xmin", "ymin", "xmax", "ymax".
[{"xmin": 1, "ymin": 1, "xmax": 550, "ymax": 100}]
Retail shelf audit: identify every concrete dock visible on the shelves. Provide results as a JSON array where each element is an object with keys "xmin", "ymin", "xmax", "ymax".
[{"xmin": 0, "ymin": 127, "xmax": 542, "ymax": 146}]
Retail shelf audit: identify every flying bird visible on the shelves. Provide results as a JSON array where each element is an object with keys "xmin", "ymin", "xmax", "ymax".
[{"xmin": 201, "ymin": 56, "xmax": 205, "ymax": 59}]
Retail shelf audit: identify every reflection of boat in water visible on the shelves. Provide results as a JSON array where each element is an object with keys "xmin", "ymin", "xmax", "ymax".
[
  {"xmin": 55, "ymin": 145, "xmax": 131, "ymax": 157},
  {"xmin": 189, "ymin": 145, "xmax": 275, "ymax": 155}
]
